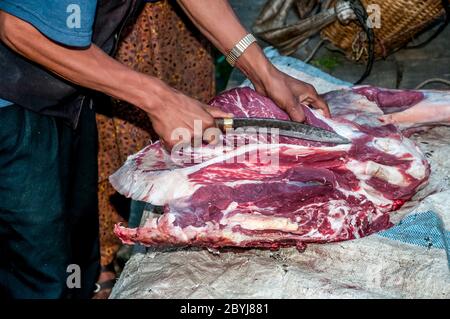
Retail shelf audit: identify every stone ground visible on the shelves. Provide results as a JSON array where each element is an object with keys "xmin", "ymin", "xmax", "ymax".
[{"xmin": 227, "ymin": 0, "xmax": 450, "ymax": 90}]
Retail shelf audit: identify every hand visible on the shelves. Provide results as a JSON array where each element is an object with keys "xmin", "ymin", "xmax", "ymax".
[
  {"xmin": 144, "ymin": 86, "xmax": 232, "ymax": 150},
  {"xmin": 253, "ymin": 67, "xmax": 331, "ymax": 122}
]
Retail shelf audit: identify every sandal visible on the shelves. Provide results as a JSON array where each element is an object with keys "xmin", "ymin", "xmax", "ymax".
[{"xmin": 92, "ymin": 263, "xmax": 117, "ymax": 299}]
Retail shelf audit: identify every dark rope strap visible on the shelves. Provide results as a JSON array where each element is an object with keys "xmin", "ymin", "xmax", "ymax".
[
  {"xmin": 349, "ymin": 0, "xmax": 375, "ymax": 85},
  {"xmin": 406, "ymin": 0, "xmax": 450, "ymax": 49}
]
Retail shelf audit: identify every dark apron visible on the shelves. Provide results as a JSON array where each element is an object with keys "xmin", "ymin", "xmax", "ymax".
[{"xmin": 0, "ymin": 0, "xmax": 144, "ymax": 128}]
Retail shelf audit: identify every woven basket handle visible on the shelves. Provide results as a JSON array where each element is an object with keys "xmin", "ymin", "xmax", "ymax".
[{"xmin": 406, "ymin": 0, "xmax": 450, "ymax": 49}]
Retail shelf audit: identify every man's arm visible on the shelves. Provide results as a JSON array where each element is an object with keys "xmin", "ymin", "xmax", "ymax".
[
  {"xmin": 177, "ymin": 0, "xmax": 269, "ymax": 91},
  {"xmin": 178, "ymin": 0, "xmax": 330, "ymax": 120},
  {"xmin": 0, "ymin": 11, "xmax": 229, "ymax": 148}
]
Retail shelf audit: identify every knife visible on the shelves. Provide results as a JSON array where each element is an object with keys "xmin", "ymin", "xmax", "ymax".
[{"xmin": 215, "ymin": 118, "xmax": 351, "ymax": 144}]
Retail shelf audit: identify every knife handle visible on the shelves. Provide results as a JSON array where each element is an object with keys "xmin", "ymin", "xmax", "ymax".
[{"xmin": 215, "ymin": 118, "xmax": 234, "ymax": 131}]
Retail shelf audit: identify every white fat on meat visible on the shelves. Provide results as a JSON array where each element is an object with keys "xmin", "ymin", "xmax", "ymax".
[
  {"xmin": 110, "ymin": 86, "xmax": 449, "ymax": 250},
  {"xmin": 220, "ymin": 213, "xmax": 299, "ymax": 232}
]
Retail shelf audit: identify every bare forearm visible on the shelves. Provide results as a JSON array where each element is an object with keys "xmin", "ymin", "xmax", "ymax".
[
  {"xmin": 0, "ymin": 11, "xmax": 171, "ymax": 114},
  {"xmin": 177, "ymin": 0, "xmax": 247, "ymax": 53},
  {"xmin": 178, "ymin": 1, "xmax": 330, "ymax": 120},
  {"xmin": 0, "ymin": 10, "xmax": 237, "ymax": 150},
  {"xmin": 177, "ymin": 0, "xmax": 274, "ymax": 90}
]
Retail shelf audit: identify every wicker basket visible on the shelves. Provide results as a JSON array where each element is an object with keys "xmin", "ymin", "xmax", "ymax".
[{"xmin": 321, "ymin": 0, "xmax": 446, "ymax": 61}]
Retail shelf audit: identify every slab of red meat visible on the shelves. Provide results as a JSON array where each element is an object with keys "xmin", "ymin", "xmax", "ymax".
[
  {"xmin": 111, "ymin": 87, "xmax": 436, "ymax": 250},
  {"xmin": 351, "ymin": 86, "xmax": 450, "ymax": 133}
]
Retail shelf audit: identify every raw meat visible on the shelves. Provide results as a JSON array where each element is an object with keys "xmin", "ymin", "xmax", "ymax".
[
  {"xmin": 352, "ymin": 86, "xmax": 450, "ymax": 131},
  {"xmin": 110, "ymin": 86, "xmax": 449, "ymax": 250}
]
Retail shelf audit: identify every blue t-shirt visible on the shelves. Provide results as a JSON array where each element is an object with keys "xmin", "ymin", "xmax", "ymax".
[{"xmin": 0, "ymin": 0, "xmax": 97, "ymax": 107}]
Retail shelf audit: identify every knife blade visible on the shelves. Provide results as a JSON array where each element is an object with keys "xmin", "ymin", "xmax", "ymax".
[{"xmin": 215, "ymin": 117, "xmax": 351, "ymax": 144}]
